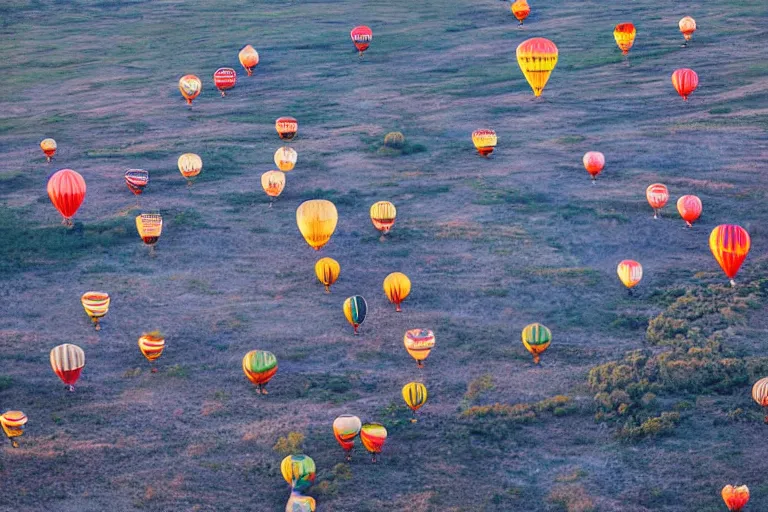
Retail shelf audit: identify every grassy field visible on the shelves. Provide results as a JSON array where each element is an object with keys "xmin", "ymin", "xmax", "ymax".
[{"xmin": 1, "ymin": 0, "xmax": 767, "ymax": 511}]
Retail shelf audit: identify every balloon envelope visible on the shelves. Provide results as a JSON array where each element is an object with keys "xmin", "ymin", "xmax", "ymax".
[
  {"xmin": 472, "ymin": 129, "xmax": 497, "ymax": 156},
  {"xmin": 679, "ymin": 16, "xmax": 696, "ymax": 41},
  {"xmin": 40, "ymin": 138, "xmax": 57, "ymax": 160},
  {"xmin": 333, "ymin": 414, "xmax": 362, "ymax": 452},
  {"xmin": 383, "ymin": 272, "xmax": 411, "ymax": 312},
  {"xmin": 239, "ymin": 45, "xmax": 259, "ymax": 76},
  {"xmin": 242, "ymin": 350, "xmax": 278, "ymax": 388},
  {"xmin": 125, "ymin": 169, "xmax": 149, "ymax": 196},
  {"xmin": 261, "ymin": 170, "xmax": 286, "ymax": 198},
  {"xmin": 646, "ymin": 183, "xmax": 669, "ymax": 217},
  {"xmin": 178, "ymin": 153, "xmax": 202, "ymax": 180},
  {"xmin": 710, "ymin": 225, "xmax": 750, "ymax": 284},
  {"xmin": 516, "ymin": 38, "xmax": 558, "ymax": 97},
  {"xmin": 522, "ymin": 323, "xmax": 552, "ymax": 364},
  {"xmin": 343, "ymin": 296, "xmax": 367, "ymax": 334},
  {"xmin": 276, "ymin": 117, "xmax": 298, "ymax": 140},
  {"xmin": 213, "ymin": 67, "xmax": 237, "ymax": 95},
  {"xmin": 50, "ymin": 344, "xmax": 85, "ymax": 389},
  {"xmin": 47, "ymin": 169, "xmax": 86, "ymax": 223},
  {"xmin": 296, "ymin": 200, "xmax": 338, "ymax": 250},
  {"xmin": 617, "ymin": 260, "xmax": 642, "ymax": 289},
  {"xmin": 351, "ymin": 25, "xmax": 373, "ymax": 53},
  {"xmin": 0, "ymin": 411, "xmax": 27, "ymax": 447},
  {"xmin": 511, "ymin": 0, "xmax": 530, "ymax": 23},
  {"xmin": 676, "ymin": 195, "xmax": 702, "ymax": 227},
  {"xmin": 280, "ymin": 454, "xmax": 316, "ymax": 492},
  {"xmin": 136, "ymin": 213, "xmax": 163, "ymax": 246},
  {"xmin": 179, "ymin": 75, "xmax": 202, "ymax": 104},
  {"xmin": 81, "ymin": 291, "xmax": 110, "ymax": 330},
  {"xmin": 370, "ymin": 201, "xmax": 397, "ymax": 234},
  {"xmin": 138, "ymin": 332, "xmax": 165, "ymax": 363},
  {"xmin": 402, "ymin": 382, "xmax": 428, "ymax": 412},
  {"xmin": 404, "ymin": 329, "xmax": 435, "ymax": 367},
  {"xmin": 274, "ymin": 147, "xmax": 298, "ymax": 172},
  {"xmin": 315, "ymin": 257, "xmax": 340, "ymax": 293},
  {"xmin": 672, "ymin": 68, "xmax": 698, "ymax": 101},
  {"xmin": 614, "ymin": 23, "xmax": 636, "ymax": 55},
  {"xmin": 583, "ymin": 152, "xmax": 605, "ymax": 179},
  {"xmin": 360, "ymin": 423, "xmax": 387, "ymax": 454},
  {"xmin": 722, "ymin": 485, "xmax": 749, "ymax": 512}
]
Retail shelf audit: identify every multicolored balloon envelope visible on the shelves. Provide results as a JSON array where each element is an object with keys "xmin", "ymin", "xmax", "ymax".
[
  {"xmin": 286, "ymin": 494, "xmax": 316, "ymax": 512},
  {"xmin": 179, "ymin": 74, "xmax": 202, "ymax": 105},
  {"xmin": 40, "ymin": 138, "xmax": 57, "ymax": 162},
  {"xmin": 511, "ymin": 0, "xmax": 530, "ymax": 25},
  {"xmin": 125, "ymin": 169, "xmax": 149, "ymax": 196},
  {"xmin": 403, "ymin": 329, "xmax": 435, "ymax": 367},
  {"xmin": 274, "ymin": 147, "xmax": 298, "ymax": 172},
  {"xmin": 710, "ymin": 225, "xmax": 750, "ymax": 286},
  {"xmin": 583, "ymin": 151, "xmax": 605, "ymax": 181},
  {"xmin": 646, "ymin": 183, "xmax": 669, "ymax": 219},
  {"xmin": 48, "ymin": 169, "xmax": 86, "ymax": 226},
  {"xmin": 242, "ymin": 350, "xmax": 278, "ymax": 394},
  {"xmin": 213, "ymin": 67, "xmax": 237, "ymax": 96},
  {"xmin": 333, "ymin": 414, "xmax": 362, "ymax": 460},
  {"xmin": 343, "ymin": 295, "xmax": 367, "ymax": 334},
  {"xmin": 81, "ymin": 291, "xmax": 110, "ymax": 331},
  {"xmin": 50, "ymin": 343, "xmax": 85, "ymax": 391},
  {"xmin": 280, "ymin": 454, "xmax": 316, "ymax": 492},
  {"xmin": 617, "ymin": 260, "xmax": 643, "ymax": 289},
  {"xmin": 383, "ymin": 272, "xmax": 411, "ymax": 312},
  {"xmin": 276, "ymin": 117, "xmax": 298, "ymax": 141},
  {"xmin": 676, "ymin": 195, "xmax": 702, "ymax": 227},
  {"xmin": 752, "ymin": 377, "xmax": 768, "ymax": 422},
  {"xmin": 178, "ymin": 153, "xmax": 203, "ymax": 182},
  {"xmin": 351, "ymin": 25, "xmax": 373, "ymax": 54},
  {"xmin": 370, "ymin": 201, "xmax": 397, "ymax": 235},
  {"xmin": 614, "ymin": 23, "xmax": 636, "ymax": 55},
  {"xmin": 136, "ymin": 213, "xmax": 163, "ymax": 246},
  {"xmin": 521, "ymin": 323, "xmax": 552, "ymax": 364},
  {"xmin": 0, "ymin": 411, "xmax": 27, "ymax": 448},
  {"xmin": 516, "ymin": 38, "xmax": 558, "ymax": 97},
  {"xmin": 672, "ymin": 68, "xmax": 698, "ymax": 101},
  {"xmin": 261, "ymin": 170, "xmax": 286, "ymax": 201},
  {"xmin": 402, "ymin": 382, "xmax": 428, "ymax": 421},
  {"xmin": 296, "ymin": 200, "xmax": 338, "ymax": 250},
  {"xmin": 360, "ymin": 423, "xmax": 387, "ymax": 462},
  {"xmin": 679, "ymin": 16, "xmax": 696, "ymax": 42},
  {"xmin": 722, "ymin": 485, "xmax": 749, "ymax": 512},
  {"xmin": 138, "ymin": 332, "xmax": 165, "ymax": 369},
  {"xmin": 472, "ymin": 129, "xmax": 497, "ymax": 157},
  {"xmin": 315, "ymin": 257, "xmax": 340, "ymax": 293},
  {"xmin": 239, "ymin": 45, "xmax": 259, "ymax": 76}
]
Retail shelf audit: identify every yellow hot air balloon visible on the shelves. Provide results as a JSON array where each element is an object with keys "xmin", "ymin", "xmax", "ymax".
[
  {"xmin": 0, "ymin": 411, "xmax": 27, "ymax": 448},
  {"xmin": 136, "ymin": 213, "xmax": 163, "ymax": 254},
  {"xmin": 138, "ymin": 331, "xmax": 165, "ymax": 372},
  {"xmin": 315, "ymin": 257, "xmax": 340, "ymax": 293},
  {"xmin": 261, "ymin": 170, "xmax": 286, "ymax": 206},
  {"xmin": 521, "ymin": 323, "xmax": 552, "ymax": 364},
  {"xmin": 617, "ymin": 260, "xmax": 642, "ymax": 290},
  {"xmin": 296, "ymin": 200, "xmax": 338, "ymax": 251},
  {"xmin": 383, "ymin": 272, "xmax": 411, "ymax": 312},
  {"xmin": 402, "ymin": 382, "xmax": 428, "ymax": 422},
  {"xmin": 178, "ymin": 153, "xmax": 202, "ymax": 184},
  {"xmin": 274, "ymin": 147, "xmax": 298, "ymax": 172},
  {"xmin": 472, "ymin": 129, "xmax": 497, "ymax": 157},
  {"xmin": 370, "ymin": 201, "xmax": 397, "ymax": 238},
  {"xmin": 81, "ymin": 291, "xmax": 110, "ymax": 331},
  {"xmin": 404, "ymin": 329, "xmax": 435, "ymax": 368},
  {"xmin": 40, "ymin": 138, "xmax": 57, "ymax": 162},
  {"xmin": 614, "ymin": 23, "xmax": 636, "ymax": 57},
  {"xmin": 516, "ymin": 38, "xmax": 558, "ymax": 97}
]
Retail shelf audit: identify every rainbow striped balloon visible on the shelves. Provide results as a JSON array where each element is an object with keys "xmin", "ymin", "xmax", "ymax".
[
  {"xmin": 138, "ymin": 332, "xmax": 165, "ymax": 364},
  {"xmin": 242, "ymin": 350, "xmax": 278, "ymax": 394},
  {"xmin": 81, "ymin": 291, "xmax": 110, "ymax": 330},
  {"xmin": 521, "ymin": 323, "xmax": 552, "ymax": 364},
  {"xmin": 360, "ymin": 423, "xmax": 388, "ymax": 462},
  {"xmin": 403, "ymin": 329, "xmax": 435, "ymax": 367},
  {"xmin": 333, "ymin": 414, "xmax": 362, "ymax": 457},
  {"xmin": 280, "ymin": 454, "xmax": 316, "ymax": 493}
]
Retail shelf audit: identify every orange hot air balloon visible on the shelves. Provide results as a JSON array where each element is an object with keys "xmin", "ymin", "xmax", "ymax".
[
  {"xmin": 710, "ymin": 225, "xmax": 750, "ymax": 286},
  {"xmin": 0, "ymin": 411, "xmax": 27, "ymax": 448},
  {"xmin": 47, "ymin": 169, "xmax": 86, "ymax": 226},
  {"xmin": 138, "ymin": 331, "xmax": 165, "ymax": 372},
  {"xmin": 351, "ymin": 26, "xmax": 373, "ymax": 55},
  {"xmin": 274, "ymin": 147, "xmax": 297, "ymax": 172},
  {"xmin": 370, "ymin": 201, "xmax": 397, "ymax": 236},
  {"xmin": 676, "ymin": 195, "xmax": 702, "ymax": 228},
  {"xmin": 383, "ymin": 272, "xmax": 411, "ymax": 312},
  {"xmin": 582, "ymin": 151, "xmax": 605, "ymax": 181},
  {"xmin": 516, "ymin": 38, "xmax": 558, "ymax": 97},
  {"xmin": 296, "ymin": 200, "xmax": 338, "ymax": 250},
  {"xmin": 276, "ymin": 117, "xmax": 298, "ymax": 141},
  {"xmin": 614, "ymin": 23, "xmax": 636, "ymax": 56},
  {"xmin": 751, "ymin": 377, "xmax": 768, "ymax": 423},
  {"xmin": 50, "ymin": 343, "xmax": 85, "ymax": 391},
  {"xmin": 722, "ymin": 485, "xmax": 749, "ymax": 512},
  {"xmin": 511, "ymin": 0, "xmax": 530, "ymax": 26},
  {"xmin": 672, "ymin": 68, "xmax": 698, "ymax": 101},
  {"xmin": 179, "ymin": 74, "xmax": 202, "ymax": 105},
  {"xmin": 679, "ymin": 16, "xmax": 696, "ymax": 43},
  {"xmin": 40, "ymin": 138, "xmax": 57, "ymax": 162},
  {"xmin": 238, "ymin": 45, "xmax": 259, "ymax": 76},
  {"xmin": 333, "ymin": 414, "xmax": 362, "ymax": 461},
  {"xmin": 315, "ymin": 257, "xmax": 340, "ymax": 293},
  {"xmin": 242, "ymin": 350, "xmax": 278, "ymax": 394},
  {"xmin": 404, "ymin": 329, "xmax": 435, "ymax": 368},
  {"xmin": 261, "ymin": 171, "xmax": 286, "ymax": 205},
  {"xmin": 472, "ymin": 129, "xmax": 497, "ymax": 157},
  {"xmin": 178, "ymin": 153, "xmax": 202, "ymax": 183},
  {"xmin": 213, "ymin": 68, "xmax": 237, "ymax": 96},
  {"xmin": 617, "ymin": 260, "xmax": 642, "ymax": 290},
  {"xmin": 360, "ymin": 423, "xmax": 387, "ymax": 463},
  {"xmin": 646, "ymin": 183, "xmax": 669, "ymax": 219}
]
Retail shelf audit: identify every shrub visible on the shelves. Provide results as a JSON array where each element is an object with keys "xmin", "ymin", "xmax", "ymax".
[
  {"xmin": 547, "ymin": 484, "xmax": 596, "ymax": 512},
  {"xmin": 272, "ymin": 432, "xmax": 304, "ymax": 455}
]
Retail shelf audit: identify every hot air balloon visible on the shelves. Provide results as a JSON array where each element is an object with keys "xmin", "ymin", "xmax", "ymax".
[
  {"xmin": 239, "ymin": 45, "xmax": 259, "ymax": 76},
  {"xmin": 722, "ymin": 485, "xmax": 749, "ymax": 512},
  {"xmin": 383, "ymin": 272, "xmax": 411, "ymax": 312},
  {"xmin": 333, "ymin": 414, "xmax": 362, "ymax": 461},
  {"xmin": 676, "ymin": 195, "xmax": 702, "ymax": 228},
  {"xmin": 360, "ymin": 423, "xmax": 387, "ymax": 462},
  {"xmin": 472, "ymin": 129, "xmax": 497, "ymax": 157},
  {"xmin": 516, "ymin": 38, "xmax": 558, "ymax": 97},
  {"xmin": 125, "ymin": 169, "xmax": 149, "ymax": 199},
  {"xmin": 286, "ymin": 495, "xmax": 316, "ymax": 512},
  {"xmin": 136, "ymin": 213, "xmax": 163, "ymax": 252},
  {"xmin": 242, "ymin": 350, "xmax": 277, "ymax": 394},
  {"xmin": 213, "ymin": 67, "xmax": 237, "ymax": 96},
  {"xmin": 521, "ymin": 323, "xmax": 551, "ymax": 364},
  {"xmin": 261, "ymin": 170, "xmax": 286, "ymax": 206},
  {"xmin": 614, "ymin": 23, "xmax": 636, "ymax": 57},
  {"xmin": 179, "ymin": 74, "xmax": 202, "ymax": 105},
  {"xmin": 404, "ymin": 329, "xmax": 435, "ymax": 368},
  {"xmin": 343, "ymin": 296, "xmax": 367, "ymax": 334},
  {"xmin": 50, "ymin": 343, "xmax": 85, "ymax": 391},
  {"xmin": 370, "ymin": 201, "xmax": 397, "ymax": 238},
  {"xmin": 751, "ymin": 377, "xmax": 768, "ymax": 423},
  {"xmin": 583, "ymin": 151, "xmax": 605, "ymax": 182},
  {"xmin": 296, "ymin": 200, "xmax": 338, "ymax": 250},
  {"xmin": 40, "ymin": 138, "xmax": 57, "ymax": 162},
  {"xmin": 0, "ymin": 411, "xmax": 27, "ymax": 448},
  {"xmin": 511, "ymin": 0, "xmax": 530, "ymax": 26},
  {"xmin": 617, "ymin": 260, "xmax": 643, "ymax": 290},
  {"xmin": 138, "ymin": 331, "xmax": 165, "ymax": 372},
  {"xmin": 672, "ymin": 68, "xmax": 698, "ymax": 101},
  {"xmin": 315, "ymin": 257, "xmax": 340, "ymax": 293},
  {"xmin": 274, "ymin": 147, "xmax": 298, "ymax": 172},
  {"xmin": 710, "ymin": 225, "xmax": 750, "ymax": 286},
  {"xmin": 280, "ymin": 454, "xmax": 316, "ymax": 492},
  {"xmin": 47, "ymin": 169, "xmax": 86, "ymax": 226},
  {"xmin": 679, "ymin": 16, "xmax": 696, "ymax": 44},
  {"xmin": 402, "ymin": 382, "xmax": 428, "ymax": 422},
  {"xmin": 351, "ymin": 26, "xmax": 373, "ymax": 56},
  {"xmin": 81, "ymin": 291, "xmax": 110, "ymax": 331},
  {"xmin": 276, "ymin": 117, "xmax": 298, "ymax": 141},
  {"xmin": 646, "ymin": 183, "xmax": 669, "ymax": 219},
  {"xmin": 178, "ymin": 153, "xmax": 202, "ymax": 184}
]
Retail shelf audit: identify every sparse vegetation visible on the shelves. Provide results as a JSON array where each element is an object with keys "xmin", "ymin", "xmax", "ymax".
[{"xmin": 273, "ymin": 432, "xmax": 305, "ymax": 455}]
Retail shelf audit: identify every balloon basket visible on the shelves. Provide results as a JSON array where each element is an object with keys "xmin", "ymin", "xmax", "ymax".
[
  {"xmin": 67, "ymin": 385, "xmax": 75, "ymax": 392},
  {"xmin": 151, "ymin": 367, "xmax": 158, "ymax": 373},
  {"xmin": 395, "ymin": 305, "xmax": 402, "ymax": 313},
  {"xmin": 46, "ymin": 156, "xmax": 52, "ymax": 163},
  {"xmin": 417, "ymin": 361, "xmax": 424, "ymax": 369},
  {"xmin": 345, "ymin": 453, "xmax": 352, "ymax": 462},
  {"xmin": 324, "ymin": 286, "xmax": 330, "ymax": 294},
  {"xmin": 591, "ymin": 179, "xmax": 596, "ymax": 185},
  {"xmin": 94, "ymin": 322, "xmax": 101, "ymax": 331},
  {"xmin": 11, "ymin": 440, "xmax": 19, "ymax": 448},
  {"xmin": 379, "ymin": 235, "xmax": 387, "ymax": 243},
  {"xmin": 410, "ymin": 418, "xmax": 418, "ymax": 424},
  {"xmin": 371, "ymin": 455, "xmax": 377, "ymax": 463},
  {"xmin": 730, "ymin": 279, "xmax": 737, "ymax": 288}
]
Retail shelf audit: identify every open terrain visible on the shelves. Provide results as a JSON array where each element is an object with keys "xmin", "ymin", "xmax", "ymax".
[{"xmin": 1, "ymin": 0, "xmax": 767, "ymax": 510}]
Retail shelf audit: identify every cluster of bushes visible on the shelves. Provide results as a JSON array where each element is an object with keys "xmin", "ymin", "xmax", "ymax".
[
  {"xmin": 376, "ymin": 131, "xmax": 427, "ymax": 156},
  {"xmin": 461, "ymin": 395, "xmax": 577, "ymax": 421}
]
